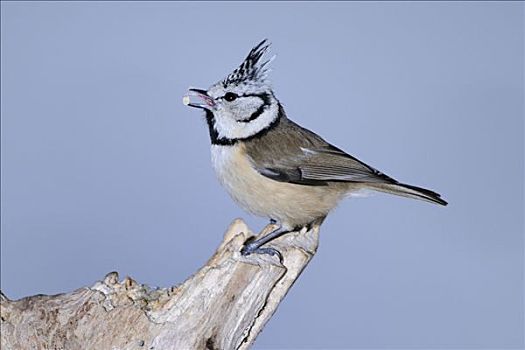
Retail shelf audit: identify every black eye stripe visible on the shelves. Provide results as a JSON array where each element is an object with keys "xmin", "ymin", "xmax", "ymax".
[{"xmin": 220, "ymin": 92, "xmax": 271, "ymax": 102}]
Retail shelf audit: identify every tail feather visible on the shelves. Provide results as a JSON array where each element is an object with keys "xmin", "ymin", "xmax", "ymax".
[{"xmin": 369, "ymin": 182, "xmax": 448, "ymax": 206}]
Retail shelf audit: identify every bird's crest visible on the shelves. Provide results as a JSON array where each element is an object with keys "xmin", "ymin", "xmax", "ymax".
[{"xmin": 222, "ymin": 39, "xmax": 274, "ymax": 88}]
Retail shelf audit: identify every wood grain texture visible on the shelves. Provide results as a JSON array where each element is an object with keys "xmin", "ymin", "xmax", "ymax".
[{"xmin": 0, "ymin": 219, "xmax": 320, "ymax": 350}]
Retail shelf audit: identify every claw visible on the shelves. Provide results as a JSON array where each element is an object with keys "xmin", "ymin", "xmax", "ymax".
[{"xmin": 241, "ymin": 243, "xmax": 283, "ymax": 263}]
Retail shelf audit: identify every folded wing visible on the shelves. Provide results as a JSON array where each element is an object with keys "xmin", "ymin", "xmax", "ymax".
[
  {"xmin": 246, "ymin": 118, "xmax": 447, "ymax": 205},
  {"xmin": 248, "ymin": 118, "xmax": 396, "ymax": 186}
]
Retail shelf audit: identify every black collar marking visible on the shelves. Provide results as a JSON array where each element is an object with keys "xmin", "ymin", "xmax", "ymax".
[{"xmin": 205, "ymin": 102, "xmax": 284, "ymax": 146}]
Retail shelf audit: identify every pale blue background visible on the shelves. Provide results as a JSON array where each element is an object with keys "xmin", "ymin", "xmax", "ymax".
[{"xmin": 1, "ymin": 2, "xmax": 523, "ymax": 349}]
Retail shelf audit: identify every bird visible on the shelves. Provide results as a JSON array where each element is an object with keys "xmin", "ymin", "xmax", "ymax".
[{"xmin": 184, "ymin": 39, "xmax": 447, "ymax": 258}]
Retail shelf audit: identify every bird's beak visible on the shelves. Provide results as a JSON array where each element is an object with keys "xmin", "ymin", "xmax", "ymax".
[{"xmin": 183, "ymin": 88, "xmax": 216, "ymax": 110}]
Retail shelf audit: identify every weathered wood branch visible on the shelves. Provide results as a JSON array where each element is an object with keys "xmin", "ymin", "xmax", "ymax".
[{"xmin": 1, "ymin": 219, "xmax": 320, "ymax": 350}]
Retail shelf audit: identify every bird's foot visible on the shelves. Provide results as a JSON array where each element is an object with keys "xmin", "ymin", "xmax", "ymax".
[{"xmin": 241, "ymin": 241, "xmax": 283, "ymax": 262}]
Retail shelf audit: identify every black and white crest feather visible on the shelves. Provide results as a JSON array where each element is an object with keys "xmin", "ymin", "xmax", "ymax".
[{"xmin": 222, "ymin": 39, "xmax": 273, "ymax": 87}]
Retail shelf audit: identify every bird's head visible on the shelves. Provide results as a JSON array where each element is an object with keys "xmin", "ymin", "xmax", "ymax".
[{"xmin": 184, "ymin": 40, "xmax": 281, "ymax": 144}]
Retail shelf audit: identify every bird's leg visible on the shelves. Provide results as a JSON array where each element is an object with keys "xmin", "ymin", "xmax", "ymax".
[{"xmin": 241, "ymin": 224, "xmax": 295, "ymax": 261}]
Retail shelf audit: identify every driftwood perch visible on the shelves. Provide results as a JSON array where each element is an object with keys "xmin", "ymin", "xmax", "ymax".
[{"xmin": 0, "ymin": 219, "xmax": 320, "ymax": 349}]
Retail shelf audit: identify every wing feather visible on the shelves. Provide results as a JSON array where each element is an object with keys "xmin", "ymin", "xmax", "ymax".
[{"xmin": 246, "ymin": 117, "xmax": 398, "ymax": 186}]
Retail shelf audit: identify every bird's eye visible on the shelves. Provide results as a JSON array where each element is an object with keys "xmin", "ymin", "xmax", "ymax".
[{"xmin": 224, "ymin": 92, "xmax": 238, "ymax": 102}]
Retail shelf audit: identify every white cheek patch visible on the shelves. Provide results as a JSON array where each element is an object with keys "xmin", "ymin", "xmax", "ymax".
[
  {"xmin": 213, "ymin": 102, "xmax": 278, "ymax": 140},
  {"xmin": 231, "ymin": 97, "xmax": 262, "ymax": 118}
]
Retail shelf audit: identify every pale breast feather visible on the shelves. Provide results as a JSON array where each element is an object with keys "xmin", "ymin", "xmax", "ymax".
[{"xmin": 210, "ymin": 144, "xmax": 237, "ymax": 187}]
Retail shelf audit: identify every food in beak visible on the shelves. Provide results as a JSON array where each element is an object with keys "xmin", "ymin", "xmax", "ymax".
[{"xmin": 183, "ymin": 88, "xmax": 216, "ymax": 109}]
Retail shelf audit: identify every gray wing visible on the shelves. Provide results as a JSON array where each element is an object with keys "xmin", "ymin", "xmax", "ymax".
[{"xmin": 245, "ymin": 118, "xmax": 398, "ymax": 186}]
